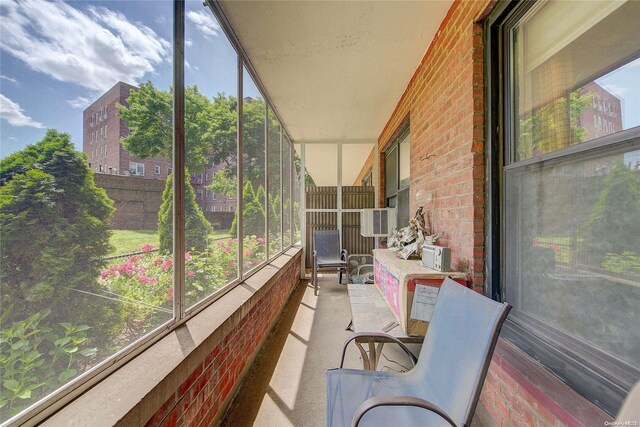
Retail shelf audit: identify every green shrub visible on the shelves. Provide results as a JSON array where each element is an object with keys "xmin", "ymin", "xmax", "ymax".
[
  {"xmin": 602, "ymin": 251, "xmax": 640, "ymax": 275},
  {"xmin": 230, "ymin": 181, "xmax": 265, "ymax": 237},
  {"xmin": 0, "ymin": 130, "xmax": 119, "ymax": 337},
  {"xmin": 581, "ymin": 165, "xmax": 640, "ymax": 265},
  {"xmin": 158, "ymin": 172, "xmax": 213, "ymax": 254},
  {"xmin": 0, "ymin": 310, "xmax": 97, "ymax": 418}
]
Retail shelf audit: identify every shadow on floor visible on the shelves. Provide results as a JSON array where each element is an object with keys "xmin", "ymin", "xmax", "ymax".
[{"xmin": 220, "ymin": 275, "xmax": 487, "ymax": 427}]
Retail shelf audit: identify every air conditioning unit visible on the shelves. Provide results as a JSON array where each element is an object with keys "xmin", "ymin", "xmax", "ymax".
[{"xmin": 360, "ymin": 208, "xmax": 396, "ymax": 237}]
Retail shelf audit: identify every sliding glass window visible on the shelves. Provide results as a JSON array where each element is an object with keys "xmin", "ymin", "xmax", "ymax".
[
  {"xmin": 0, "ymin": 1, "xmax": 174, "ymax": 422},
  {"xmin": 241, "ymin": 67, "xmax": 267, "ymax": 273},
  {"xmin": 282, "ymin": 135, "xmax": 293, "ymax": 247},
  {"xmin": 0, "ymin": 2, "xmax": 299, "ymax": 423},
  {"xmin": 267, "ymin": 107, "xmax": 282, "ymax": 257},
  {"xmin": 496, "ymin": 0, "xmax": 640, "ymax": 414},
  {"xmin": 184, "ymin": 2, "xmax": 239, "ymax": 308}
]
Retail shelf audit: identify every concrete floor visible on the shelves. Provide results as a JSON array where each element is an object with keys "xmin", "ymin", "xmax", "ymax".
[{"xmin": 221, "ymin": 275, "xmax": 489, "ymax": 427}]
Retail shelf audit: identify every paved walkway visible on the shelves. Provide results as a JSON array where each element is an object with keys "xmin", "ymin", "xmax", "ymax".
[{"xmin": 221, "ymin": 275, "xmax": 488, "ymax": 427}]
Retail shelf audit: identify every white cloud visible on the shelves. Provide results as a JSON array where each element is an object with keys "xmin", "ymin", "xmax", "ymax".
[
  {"xmin": 185, "ymin": 39, "xmax": 193, "ymax": 47},
  {"xmin": 1, "ymin": 75, "xmax": 18, "ymax": 85},
  {"xmin": 0, "ymin": 0, "xmax": 171, "ymax": 92},
  {"xmin": 0, "ymin": 94, "xmax": 44, "ymax": 128},
  {"xmin": 186, "ymin": 10, "xmax": 221, "ymax": 39},
  {"xmin": 67, "ymin": 96, "xmax": 92, "ymax": 109}
]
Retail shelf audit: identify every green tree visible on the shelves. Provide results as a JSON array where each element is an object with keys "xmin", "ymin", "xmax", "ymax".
[
  {"xmin": 118, "ymin": 82, "xmax": 232, "ymax": 172},
  {"xmin": 158, "ymin": 172, "xmax": 213, "ymax": 254},
  {"xmin": 518, "ymin": 90, "xmax": 592, "ymax": 159},
  {"xmin": 0, "ymin": 130, "xmax": 119, "ymax": 334},
  {"xmin": 209, "ymin": 168, "xmax": 237, "ymax": 198},
  {"xmin": 581, "ymin": 165, "xmax": 640, "ymax": 264},
  {"xmin": 230, "ymin": 181, "xmax": 265, "ymax": 237}
]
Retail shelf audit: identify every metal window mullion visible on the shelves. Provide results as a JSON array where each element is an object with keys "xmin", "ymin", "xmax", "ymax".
[
  {"xmin": 280, "ymin": 125, "xmax": 284, "ymax": 251},
  {"xmin": 374, "ymin": 144, "xmax": 380, "ymax": 248},
  {"xmin": 237, "ymin": 58, "xmax": 244, "ymax": 279},
  {"xmin": 173, "ymin": 0, "xmax": 185, "ymax": 321},
  {"xmin": 265, "ymin": 105, "xmax": 269, "ymax": 260},
  {"xmin": 289, "ymin": 137, "xmax": 293, "ymax": 248},
  {"xmin": 300, "ymin": 143, "xmax": 306, "ymax": 276},
  {"xmin": 337, "ymin": 143, "xmax": 343, "ymax": 245}
]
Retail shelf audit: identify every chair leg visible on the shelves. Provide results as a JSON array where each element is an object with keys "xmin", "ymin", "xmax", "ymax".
[
  {"xmin": 313, "ymin": 258, "xmax": 318, "ymax": 296},
  {"xmin": 339, "ymin": 270, "xmax": 343, "ymax": 284}
]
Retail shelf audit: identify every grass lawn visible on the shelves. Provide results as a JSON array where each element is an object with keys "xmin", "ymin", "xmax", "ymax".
[
  {"xmin": 109, "ymin": 230, "xmax": 159, "ymax": 255},
  {"xmin": 109, "ymin": 229, "xmax": 232, "ymax": 256}
]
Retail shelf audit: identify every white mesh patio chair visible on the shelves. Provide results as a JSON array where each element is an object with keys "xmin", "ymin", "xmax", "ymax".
[
  {"xmin": 327, "ymin": 277, "xmax": 511, "ymax": 427},
  {"xmin": 313, "ymin": 229, "xmax": 349, "ymax": 296}
]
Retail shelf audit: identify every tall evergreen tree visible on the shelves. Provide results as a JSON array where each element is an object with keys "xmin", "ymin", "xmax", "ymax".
[{"xmin": 158, "ymin": 172, "xmax": 213, "ymax": 254}]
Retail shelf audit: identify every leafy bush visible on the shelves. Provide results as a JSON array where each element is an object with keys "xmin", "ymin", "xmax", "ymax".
[
  {"xmin": 581, "ymin": 165, "xmax": 640, "ymax": 265},
  {"xmin": 0, "ymin": 130, "xmax": 120, "ymax": 338},
  {"xmin": 0, "ymin": 310, "xmax": 96, "ymax": 418},
  {"xmin": 100, "ymin": 238, "xmax": 266, "ymax": 325},
  {"xmin": 602, "ymin": 252, "xmax": 640, "ymax": 275}
]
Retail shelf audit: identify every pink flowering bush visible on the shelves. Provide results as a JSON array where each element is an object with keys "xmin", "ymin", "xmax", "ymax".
[{"xmin": 101, "ymin": 238, "xmax": 267, "ymax": 327}]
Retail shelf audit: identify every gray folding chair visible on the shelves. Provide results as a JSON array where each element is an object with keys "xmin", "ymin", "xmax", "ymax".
[
  {"xmin": 312, "ymin": 229, "xmax": 349, "ymax": 296},
  {"xmin": 327, "ymin": 278, "xmax": 511, "ymax": 427}
]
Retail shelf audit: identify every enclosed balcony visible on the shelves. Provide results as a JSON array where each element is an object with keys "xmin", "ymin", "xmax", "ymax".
[{"xmin": 1, "ymin": 0, "xmax": 639, "ymax": 426}]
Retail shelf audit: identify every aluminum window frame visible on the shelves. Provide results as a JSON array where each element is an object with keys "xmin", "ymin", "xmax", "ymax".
[
  {"xmin": 485, "ymin": 0, "xmax": 640, "ymax": 416},
  {"xmin": 3, "ymin": 1, "xmax": 298, "ymax": 424}
]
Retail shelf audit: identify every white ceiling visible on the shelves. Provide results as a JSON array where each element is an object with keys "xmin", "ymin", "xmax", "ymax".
[{"xmin": 219, "ymin": 0, "xmax": 453, "ymax": 143}]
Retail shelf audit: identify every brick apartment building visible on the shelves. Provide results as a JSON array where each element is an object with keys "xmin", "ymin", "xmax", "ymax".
[
  {"xmin": 83, "ymin": 81, "xmax": 236, "ymax": 214},
  {"xmin": 580, "ymin": 81, "xmax": 623, "ymax": 141},
  {"xmin": 83, "ymin": 81, "xmax": 172, "ymax": 180}
]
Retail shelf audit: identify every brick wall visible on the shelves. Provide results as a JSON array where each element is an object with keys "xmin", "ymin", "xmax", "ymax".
[
  {"xmin": 144, "ymin": 251, "xmax": 301, "ymax": 427},
  {"xmin": 352, "ymin": 148, "xmax": 375, "ymax": 186},
  {"xmin": 375, "ymin": 0, "xmax": 490, "ymax": 289},
  {"xmin": 367, "ymin": 1, "xmax": 614, "ymax": 426},
  {"xmin": 479, "ymin": 340, "xmax": 611, "ymax": 427},
  {"xmin": 94, "ymin": 173, "xmax": 166, "ymax": 230}
]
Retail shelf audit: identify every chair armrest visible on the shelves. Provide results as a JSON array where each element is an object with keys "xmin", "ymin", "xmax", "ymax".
[
  {"xmin": 352, "ymin": 396, "xmax": 457, "ymax": 427},
  {"xmin": 339, "ymin": 332, "xmax": 417, "ymax": 368},
  {"xmin": 341, "ymin": 249, "xmax": 348, "ymax": 261}
]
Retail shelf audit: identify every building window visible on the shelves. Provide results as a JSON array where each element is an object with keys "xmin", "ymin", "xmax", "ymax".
[
  {"xmin": 384, "ymin": 120, "xmax": 410, "ymax": 228},
  {"xmin": 362, "ymin": 170, "xmax": 373, "ymax": 187},
  {"xmin": 212, "ymin": 192, "xmax": 216, "ymax": 200},
  {"xmin": 128, "ymin": 162, "xmax": 145, "ymax": 176},
  {"xmin": 155, "ymin": 165, "xmax": 160, "ymax": 175},
  {"xmin": 490, "ymin": 0, "xmax": 640, "ymax": 415},
  {"xmin": 168, "ymin": 167, "xmax": 172, "ymax": 175},
  {"xmin": 228, "ymin": 205, "xmax": 234, "ymax": 212}
]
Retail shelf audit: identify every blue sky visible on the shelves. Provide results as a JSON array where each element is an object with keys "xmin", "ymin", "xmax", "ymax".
[
  {"xmin": 596, "ymin": 57, "xmax": 640, "ymax": 131},
  {"xmin": 0, "ymin": 0, "xmax": 260, "ymax": 158}
]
